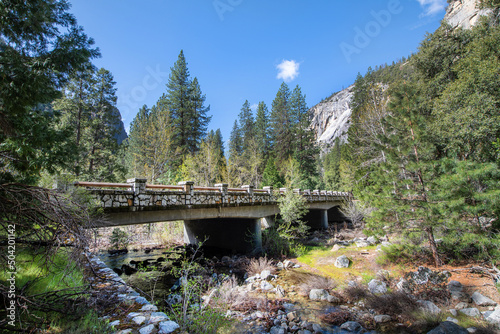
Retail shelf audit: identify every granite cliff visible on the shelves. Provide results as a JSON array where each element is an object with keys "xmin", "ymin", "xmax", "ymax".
[{"xmin": 309, "ymin": 0, "xmax": 490, "ymax": 148}]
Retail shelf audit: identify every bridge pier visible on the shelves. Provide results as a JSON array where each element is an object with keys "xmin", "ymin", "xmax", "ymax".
[
  {"xmin": 302, "ymin": 209, "xmax": 329, "ymax": 230},
  {"xmin": 183, "ymin": 218, "xmax": 262, "ymax": 254},
  {"xmin": 260, "ymin": 216, "xmax": 275, "ymax": 229}
]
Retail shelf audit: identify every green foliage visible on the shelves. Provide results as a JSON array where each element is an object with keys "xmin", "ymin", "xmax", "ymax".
[
  {"xmin": 261, "ymin": 156, "xmax": 284, "ymax": 189},
  {"xmin": 0, "ymin": 0, "xmax": 99, "ymax": 183},
  {"xmin": 179, "ymin": 129, "xmax": 227, "ymax": 186},
  {"xmin": 53, "ymin": 67, "xmax": 126, "ymax": 182},
  {"xmin": 167, "ymin": 244, "xmax": 233, "ymax": 334},
  {"xmin": 262, "ymin": 188, "xmax": 310, "ymax": 257},
  {"xmin": 47, "ymin": 310, "xmax": 114, "ymax": 334},
  {"xmin": 161, "ymin": 50, "xmax": 211, "ymax": 160},
  {"xmin": 109, "ymin": 228, "xmax": 129, "ymax": 250}
]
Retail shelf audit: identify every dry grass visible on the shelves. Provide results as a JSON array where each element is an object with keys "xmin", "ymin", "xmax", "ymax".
[
  {"xmin": 319, "ymin": 310, "xmax": 352, "ymax": 326},
  {"xmin": 283, "ymin": 270, "xmax": 337, "ymax": 295},
  {"xmin": 365, "ymin": 291, "xmax": 420, "ymax": 321},
  {"xmin": 245, "ymin": 256, "xmax": 276, "ymax": 276},
  {"xmin": 342, "ymin": 284, "xmax": 370, "ymax": 302}
]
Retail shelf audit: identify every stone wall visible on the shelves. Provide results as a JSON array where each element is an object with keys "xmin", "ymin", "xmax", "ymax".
[{"xmin": 83, "ymin": 179, "xmax": 349, "ymax": 212}]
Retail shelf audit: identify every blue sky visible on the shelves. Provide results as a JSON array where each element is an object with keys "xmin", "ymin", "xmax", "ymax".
[{"xmin": 68, "ymin": 0, "xmax": 448, "ymax": 143}]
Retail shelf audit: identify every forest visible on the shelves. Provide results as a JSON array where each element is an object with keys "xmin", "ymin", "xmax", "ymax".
[{"xmin": 1, "ymin": 0, "xmax": 500, "ymax": 332}]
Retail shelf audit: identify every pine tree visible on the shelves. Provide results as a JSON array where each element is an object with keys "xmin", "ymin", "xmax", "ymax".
[
  {"xmin": 238, "ymin": 100, "xmax": 255, "ymax": 152},
  {"xmin": 83, "ymin": 68, "xmax": 123, "ymax": 181},
  {"xmin": 163, "ymin": 50, "xmax": 211, "ymax": 160},
  {"xmin": 270, "ymin": 82, "xmax": 294, "ymax": 167},
  {"xmin": 188, "ymin": 77, "xmax": 211, "ymax": 152},
  {"xmin": 126, "ymin": 105, "xmax": 150, "ymax": 178},
  {"xmin": 290, "ymin": 85, "xmax": 319, "ymax": 189},
  {"xmin": 261, "ymin": 156, "xmax": 284, "ymax": 189},
  {"xmin": 255, "ymin": 101, "xmax": 271, "ymax": 158},
  {"xmin": 0, "ymin": 0, "xmax": 99, "ymax": 183},
  {"xmin": 228, "ymin": 120, "xmax": 242, "ymax": 161}
]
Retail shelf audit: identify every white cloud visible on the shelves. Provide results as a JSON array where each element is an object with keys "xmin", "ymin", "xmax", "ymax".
[
  {"xmin": 276, "ymin": 59, "xmax": 300, "ymax": 82},
  {"xmin": 250, "ymin": 103, "xmax": 258, "ymax": 111},
  {"xmin": 416, "ymin": 0, "xmax": 447, "ymax": 16}
]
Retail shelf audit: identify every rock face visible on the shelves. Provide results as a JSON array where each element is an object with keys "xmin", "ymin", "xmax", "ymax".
[
  {"xmin": 445, "ymin": 0, "xmax": 492, "ymax": 29},
  {"xmin": 308, "ymin": 1, "xmax": 493, "ymax": 150},
  {"xmin": 309, "ymin": 85, "xmax": 354, "ymax": 147}
]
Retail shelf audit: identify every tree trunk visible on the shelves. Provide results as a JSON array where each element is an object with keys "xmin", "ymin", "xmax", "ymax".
[{"xmin": 425, "ymin": 226, "xmax": 440, "ymax": 267}]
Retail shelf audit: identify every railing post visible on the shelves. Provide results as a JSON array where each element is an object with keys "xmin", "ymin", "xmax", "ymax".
[
  {"xmin": 127, "ymin": 178, "xmax": 147, "ymax": 195},
  {"xmin": 178, "ymin": 181, "xmax": 194, "ymax": 205},
  {"xmin": 215, "ymin": 183, "xmax": 228, "ymax": 205},
  {"xmin": 242, "ymin": 185, "xmax": 254, "ymax": 196},
  {"xmin": 263, "ymin": 186, "xmax": 273, "ymax": 195},
  {"xmin": 127, "ymin": 178, "xmax": 147, "ymax": 207},
  {"xmin": 293, "ymin": 188, "xmax": 301, "ymax": 194}
]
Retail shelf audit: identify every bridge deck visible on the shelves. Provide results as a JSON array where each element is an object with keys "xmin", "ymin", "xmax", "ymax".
[{"xmin": 75, "ymin": 179, "xmax": 349, "ymax": 227}]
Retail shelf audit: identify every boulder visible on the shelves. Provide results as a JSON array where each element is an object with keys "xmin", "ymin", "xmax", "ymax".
[
  {"xmin": 485, "ymin": 307, "xmax": 500, "ymax": 325},
  {"xmin": 427, "ymin": 321, "xmax": 469, "ymax": 334},
  {"xmin": 471, "ymin": 291, "xmax": 497, "ymax": 307},
  {"xmin": 340, "ymin": 321, "xmax": 362, "ymax": 332},
  {"xmin": 331, "ymin": 244, "xmax": 345, "ymax": 252},
  {"xmin": 419, "ymin": 300, "xmax": 441, "ymax": 314},
  {"xmin": 261, "ymin": 281, "xmax": 274, "ymax": 291},
  {"xmin": 149, "ymin": 312, "xmax": 169, "ymax": 324},
  {"xmin": 260, "ymin": 270, "xmax": 272, "ymax": 281},
  {"xmin": 368, "ymin": 279, "xmax": 387, "ymax": 294},
  {"xmin": 459, "ymin": 308, "xmax": 481, "ymax": 317},
  {"xmin": 131, "ymin": 316, "xmax": 147, "ymax": 325},
  {"xmin": 367, "ymin": 236, "xmax": 378, "ymax": 245},
  {"xmin": 138, "ymin": 324, "xmax": 155, "ymax": 334},
  {"xmin": 309, "ymin": 289, "xmax": 329, "ymax": 301},
  {"xmin": 448, "ymin": 280, "xmax": 463, "ymax": 292},
  {"xmin": 158, "ymin": 321, "xmax": 180, "ymax": 334},
  {"xmin": 374, "ymin": 315, "xmax": 391, "ymax": 323},
  {"xmin": 335, "ymin": 255, "xmax": 350, "ymax": 268},
  {"xmin": 355, "ymin": 240, "xmax": 370, "ymax": 248}
]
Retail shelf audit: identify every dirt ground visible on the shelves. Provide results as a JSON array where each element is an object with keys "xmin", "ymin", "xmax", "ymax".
[{"xmin": 294, "ymin": 242, "xmax": 500, "ymax": 304}]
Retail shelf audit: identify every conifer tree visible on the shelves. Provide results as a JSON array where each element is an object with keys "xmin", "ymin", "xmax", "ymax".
[
  {"xmin": 188, "ymin": 77, "xmax": 211, "ymax": 152},
  {"xmin": 163, "ymin": 50, "xmax": 211, "ymax": 161},
  {"xmin": 290, "ymin": 85, "xmax": 319, "ymax": 189},
  {"xmin": 238, "ymin": 100, "xmax": 255, "ymax": 152},
  {"xmin": 270, "ymin": 82, "xmax": 294, "ymax": 167},
  {"xmin": 255, "ymin": 101, "xmax": 271, "ymax": 158},
  {"xmin": 228, "ymin": 120, "xmax": 242, "ymax": 161}
]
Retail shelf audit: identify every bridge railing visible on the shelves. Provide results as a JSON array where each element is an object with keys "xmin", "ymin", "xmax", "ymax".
[{"xmin": 74, "ymin": 178, "xmax": 349, "ymax": 209}]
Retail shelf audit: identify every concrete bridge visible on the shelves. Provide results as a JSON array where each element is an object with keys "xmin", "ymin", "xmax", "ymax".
[{"xmin": 75, "ymin": 178, "xmax": 350, "ymax": 253}]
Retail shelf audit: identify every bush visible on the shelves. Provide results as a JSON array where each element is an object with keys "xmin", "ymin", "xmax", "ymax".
[
  {"xmin": 109, "ymin": 228, "xmax": 128, "ymax": 250},
  {"xmin": 381, "ymin": 243, "xmax": 433, "ymax": 265},
  {"xmin": 342, "ymin": 285, "xmax": 369, "ymax": 302},
  {"xmin": 365, "ymin": 291, "xmax": 419, "ymax": 321},
  {"xmin": 439, "ymin": 231, "xmax": 500, "ymax": 263},
  {"xmin": 298, "ymin": 274, "xmax": 337, "ymax": 295},
  {"xmin": 245, "ymin": 256, "xmax": 275, "ymax": 276},
  {"xmin": 319, "ymin": 310, "xmax": 352, "ymax": 326}
]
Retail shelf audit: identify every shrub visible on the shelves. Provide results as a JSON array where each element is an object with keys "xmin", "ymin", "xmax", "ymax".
[
  {"xmin": 245, "ymin": 256, "xmax": 275, "ymax": 276},
  {"xmin": 319, "ymin": 310, "xmax": 352, "ymax": 326},
  {"xmin": 109, "ymin": 228, "xmax": 128, "ymax": 250},
  {"xmin": 298, "ymin": 274, "xmax": 337, "ymax": 295},
  {"xmin": 365, "ymin": 291, "xmax": 419, "ymax": 321},
  {"xmin": 342, "ymin": 285, "xmax": 369, "ymax": 302},
  {"xmin": 382, "ymin": 243, "xmax": 433, "ymax": 265},
  {"xmin": 339, "ymin": 200, "xmax": 373, "ymax": 228}
]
